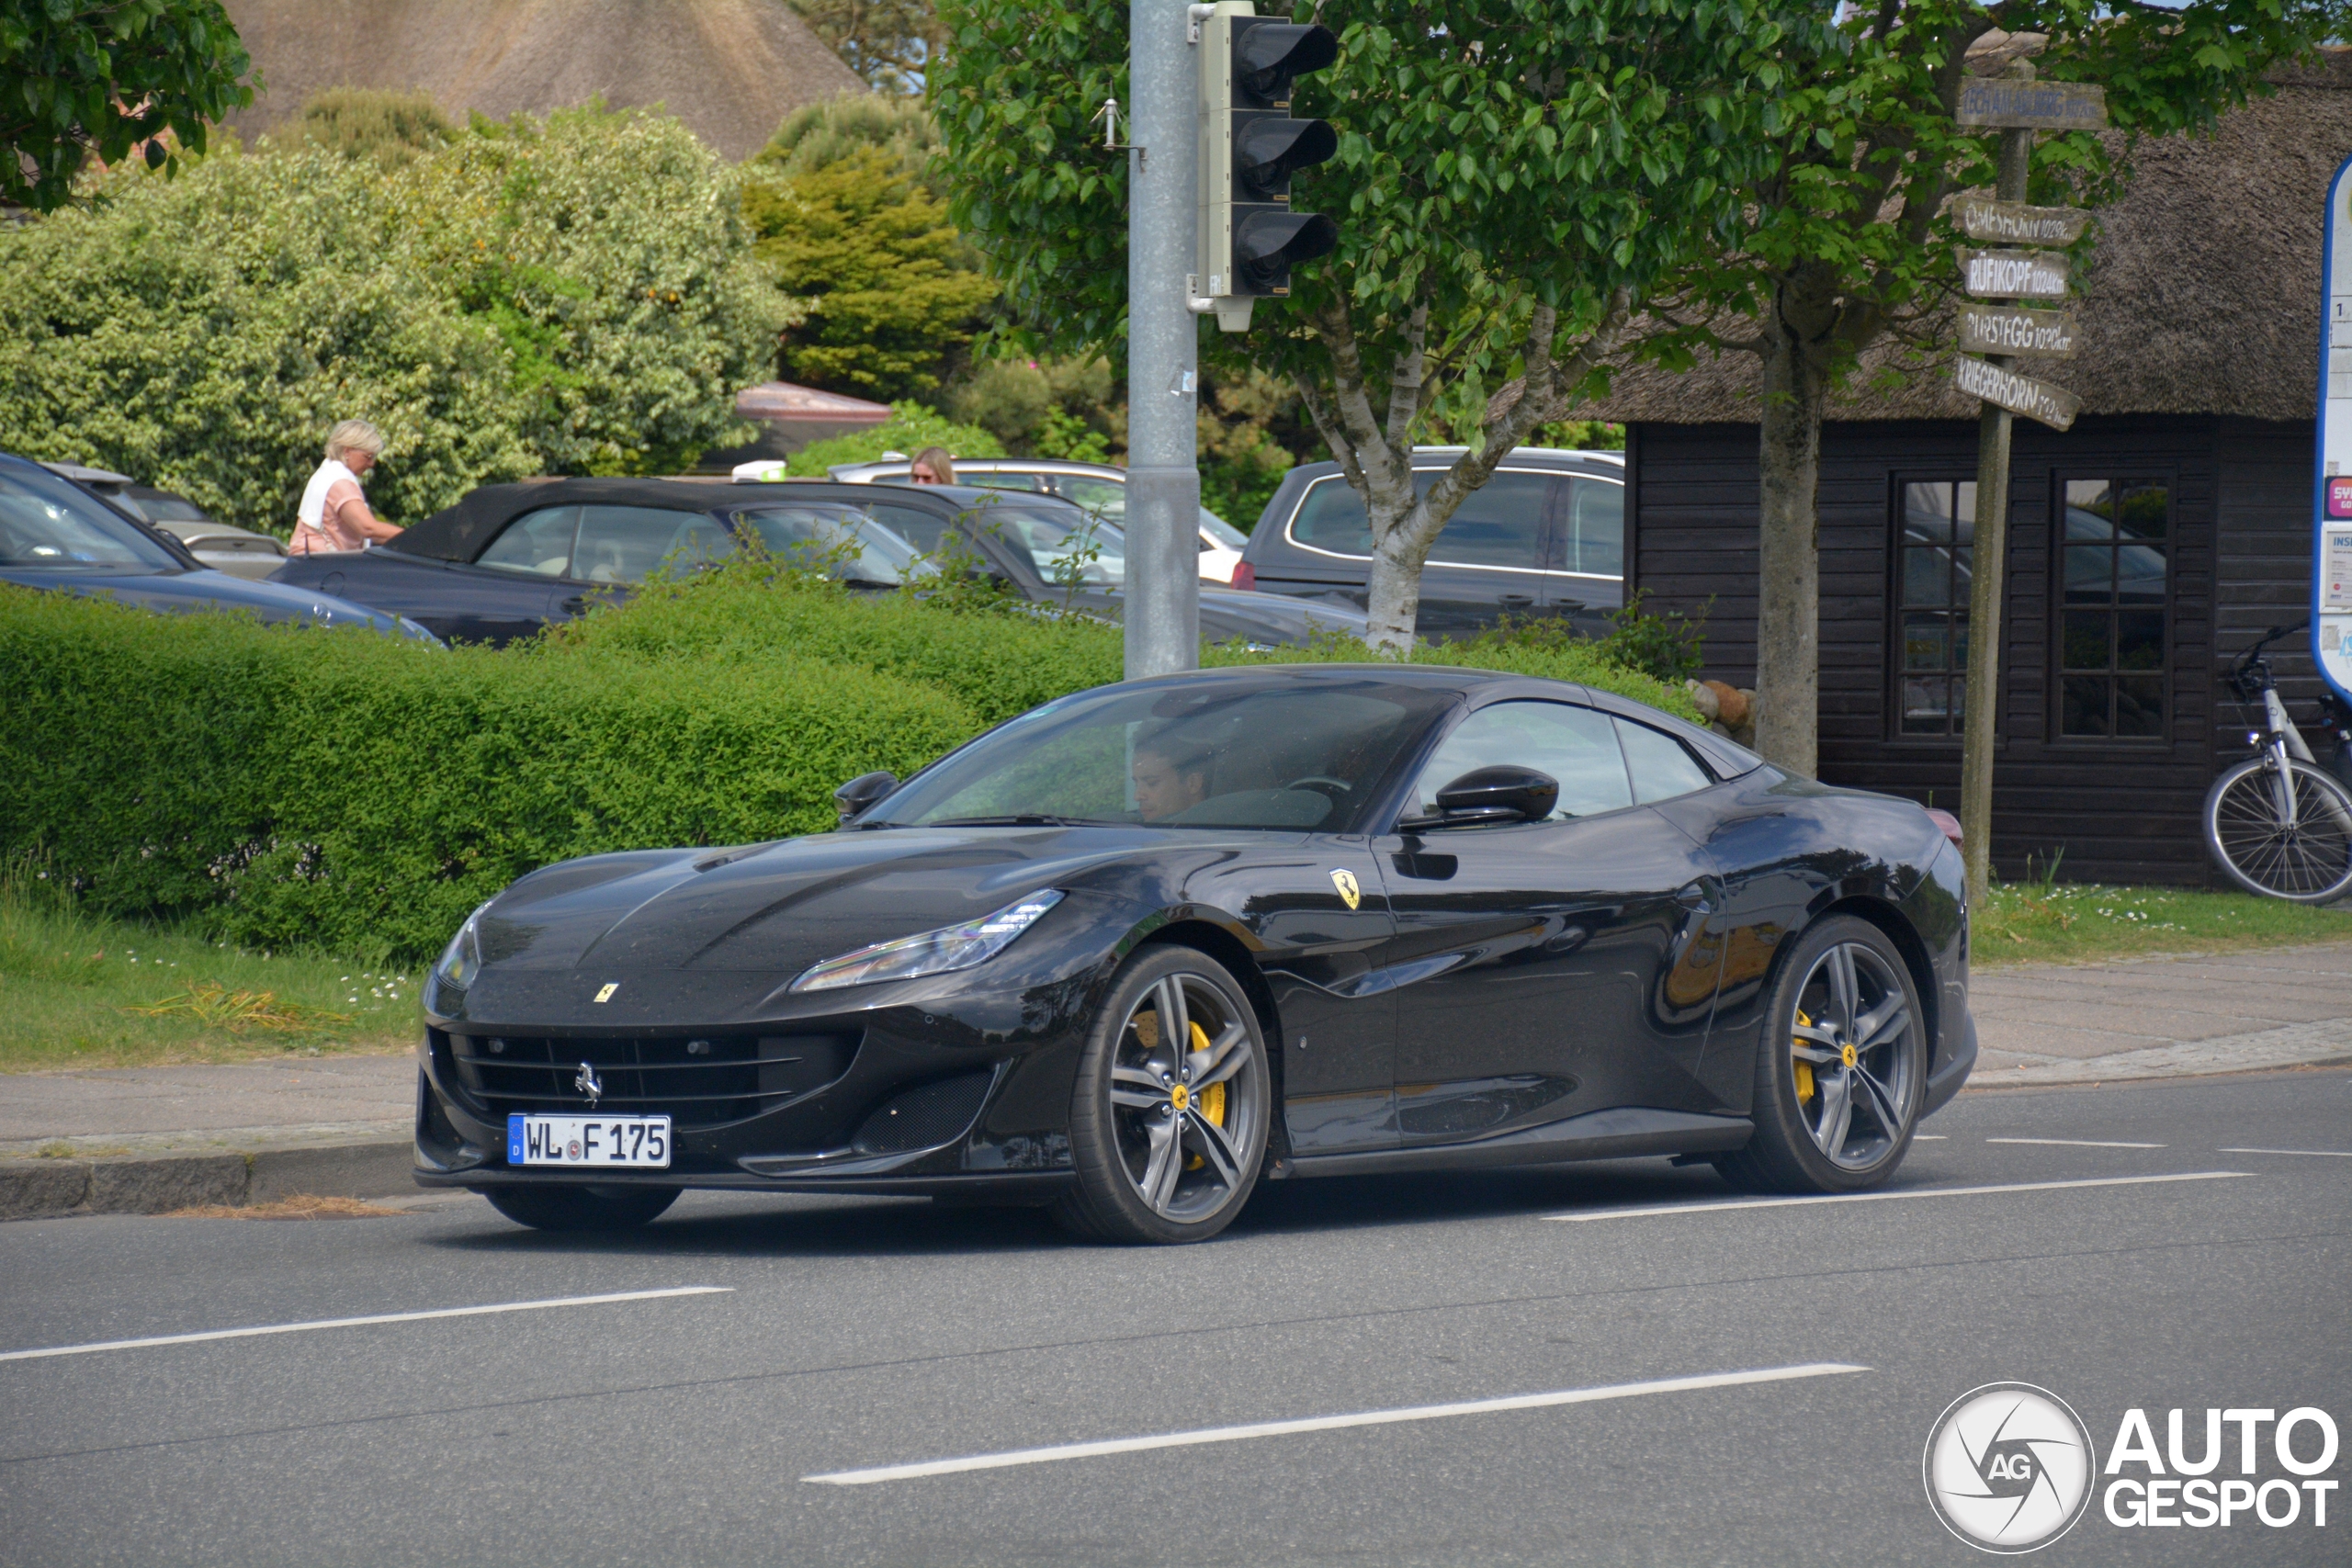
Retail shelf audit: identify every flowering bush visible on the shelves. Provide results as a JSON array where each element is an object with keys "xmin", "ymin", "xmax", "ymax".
[{"xmin": 0, "ymin": 105, "xmax": 794, "ymax": 533}]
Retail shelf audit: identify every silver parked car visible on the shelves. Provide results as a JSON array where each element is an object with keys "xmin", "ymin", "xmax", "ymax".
[
  {"xmin": 814, "ymin": 457, "xmax": 1251, "ymax": 583},
  {"xmin": 40, "ymin": 463, "xmax": 289, "ymax": 581}
]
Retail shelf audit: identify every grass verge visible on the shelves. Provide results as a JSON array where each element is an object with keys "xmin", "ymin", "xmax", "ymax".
[
  {"xmin": 1976, "ymin": 876, "xmax": 2352, "ymax": 967},
  {"xmin": 0, "ymin": 870, "xmax": 415, "ymax": 1071}
]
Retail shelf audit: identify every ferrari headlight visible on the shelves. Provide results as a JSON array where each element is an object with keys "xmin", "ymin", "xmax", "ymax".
[
  {"xmin": 432, "ymin": 901, "xmax": 492, "ymax": 994},
  {"xmin": 790, "ymin": 889, "xmax": 1064, "ymax": 994}
]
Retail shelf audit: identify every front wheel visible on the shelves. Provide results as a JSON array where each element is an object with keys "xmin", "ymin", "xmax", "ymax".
[
  {"xmin": 2204, "ymin": 755, "xmax": 2352, "ymax": 903},
  {"xmin": 1053, "ymin": 946, "xmax": 1271, "ymax": 1245},
  {"xmin": 1714, "ymin": 916, "xmax": 1925, "ymax": 1194},
  {"xmin": 481, "ymin": 1184, "xmax": 680, "ymax": 1232}
]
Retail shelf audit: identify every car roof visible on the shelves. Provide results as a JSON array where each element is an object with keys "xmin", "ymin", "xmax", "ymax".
[
  {"xmin": 37, "ymin": 459, "xmax": 137, "ymax": 488},
  {"xmin": 829, "ymin": 457, "xmax": 1127, "ymax": 481},
  {"xmin": 395, "ymin": 477, "xmax": 806, "ymax": 563},
  {"xmin": 1279, "ymin": 447, "xmax": 1622, "ymax": 479}
]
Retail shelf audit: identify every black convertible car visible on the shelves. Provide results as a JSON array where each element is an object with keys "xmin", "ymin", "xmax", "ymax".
[
  {"xmin": 416, "ymin": 665, "xmax": 1974, "ymax": 1243},
  {"xmin": 272, "ymin": 478, "xmax": 1366, "ymax": 648}
]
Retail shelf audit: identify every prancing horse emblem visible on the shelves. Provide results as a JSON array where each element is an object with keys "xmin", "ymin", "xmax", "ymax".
[
  {"xmin": 574, "ymin": 1062, "xmax": 604, "ymax": 1108},
  {"xmin": 594, "ymin": 982, "xmax": 619, "ymax": 1003},
  {"xmin": 1329, "ymin": 868, "xmax": 1361, "ymax": 910}
]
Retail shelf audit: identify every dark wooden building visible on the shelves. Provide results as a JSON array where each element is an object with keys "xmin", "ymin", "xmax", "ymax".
[{"xmin": 1593, "ymin": 54, "xmax": 2350, "ymax": 885}]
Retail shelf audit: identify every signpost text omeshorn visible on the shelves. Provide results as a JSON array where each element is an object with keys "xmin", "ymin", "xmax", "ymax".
[
  {"xmin": 1959, "ymin": 248, "xmax": 2069, "ymax": 299},
  {"xmin": 1958, "ymin": 304, "xmax": 2077, "ymax": 356},
  {"xmin": 1955, "ymin": 76, "xmax": 2108, "ymax": 130},
  {"xmin": 1953, "ymin": 355, "xmax": 2080, "ymax": 432},
  {"xmin": 1956, "ymin": 197, "xmax": 2089, "ymax": 246}
]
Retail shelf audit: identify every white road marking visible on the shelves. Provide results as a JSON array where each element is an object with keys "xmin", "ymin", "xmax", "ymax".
[
  {"xmin": 1914, "ymin": 1134, "xmax": 1948, "ymax": 1140},
  {"xmin": 1985, "ymin": 1137, "xmax": 2165, "ymax": 1149},
  {"xmin": 801, "ymin": 1362, "xmax": 1869, "ymax": 1486},
  {"xmin": 2218, "ymin": 1146, "xmax": 2352, "ymax": 1158},
  {"xmin": 1544, "ymin": 1170, "xmax": 2248, "ymax": 1223},
  {"xmin": 0, "ymin": 1287, "xmax": 731, "ymax": 1363}
]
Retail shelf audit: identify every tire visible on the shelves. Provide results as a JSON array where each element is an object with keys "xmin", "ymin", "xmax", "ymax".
[
  {"xmin": 1052, "ymin": 945, "xmax": 1272, "ymax": 1245},
  {"xmin": 481, "ymin": 1184, "xmax": 680, "ymax": 1232},
  {"xmin": 1713, "ymin": 915, "xmax": 1925, "ymax": 1195},
  {"xmin": 2203, "ymin": 755, "xmax": 2352, "ymax": 904}
]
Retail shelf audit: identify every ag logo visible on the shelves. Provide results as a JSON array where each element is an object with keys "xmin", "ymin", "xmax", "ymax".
[
  {"xmin": 1329, "ymin": 868, "xmax": 1361, "ymax": 910},
  {"xmin": 1924, "ymin": 1382, "xmax": 2098, "ymax": 1553}
]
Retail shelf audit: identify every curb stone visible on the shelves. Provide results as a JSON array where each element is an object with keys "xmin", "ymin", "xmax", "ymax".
[{"xmin": 0, "ymin": 1139, "xmax": 415, "ymax": 1222}]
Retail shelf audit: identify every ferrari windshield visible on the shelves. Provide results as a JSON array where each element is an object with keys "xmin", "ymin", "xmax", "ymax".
[
  {"xmin": 0, "ymin": 466, "xmax": 183, "ymax": 572},
  {"xmin": 870, "ymin": 677, "xmax": 1452, "ymax": 831}
]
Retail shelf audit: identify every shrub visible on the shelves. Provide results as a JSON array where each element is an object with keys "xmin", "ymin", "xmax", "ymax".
[
  {"xmin": 752, "ymin": 90, "xmax": 944, "ymax": 190},
  {"xmin": 0, "ymin": 106, "xmax": 790, "ymax": 532},
  {"xmin": 783, "ymin": 401, "xmax": 1005, "ymax": 476},
  {"xmin": 0, "ymin": 586, "xmax": 975, "ymax": 956},
  {"xmin": 289, "ymin": 88, "xmax": 454, "ymax": 168}
]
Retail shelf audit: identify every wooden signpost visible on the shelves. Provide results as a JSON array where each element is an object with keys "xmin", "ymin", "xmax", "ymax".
[{"xmin": 1952, "ymin": 64, "xmax": 2106, "ymax": 908}]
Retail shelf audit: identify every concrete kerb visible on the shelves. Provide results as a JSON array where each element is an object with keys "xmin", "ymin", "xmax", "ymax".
[{"xmin": 0, "ymin": 1138, "xmax": 413, "ymax": 1222}]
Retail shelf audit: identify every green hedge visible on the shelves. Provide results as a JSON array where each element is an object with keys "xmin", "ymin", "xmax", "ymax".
[
  {"xmin": 3, "ymin": 570, "xmax": 1699, "ymax": 959},
  {"xmin": 1, "ymin": 588, "xmax": 974, "ymax": 957}
]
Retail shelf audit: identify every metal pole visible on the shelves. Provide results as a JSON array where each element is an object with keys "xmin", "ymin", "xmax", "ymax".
[
  {"xmin": 1959, "ymin": 109, "xmax": 2035, "ymax": 908},
  {"xmin": 1124, "ymin": 0, "xmax": 1202, "ymax": 681}
]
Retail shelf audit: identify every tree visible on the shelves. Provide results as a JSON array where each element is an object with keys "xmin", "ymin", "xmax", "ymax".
[
  {"xmin": 745, "ymin": 144, "xmax": 1001, "ymax": 400},
  {"xmin": 0, "ymin": 0, "xmax": 257, "ymax": 212},
  {"xmin": 1647, "ymin": 0, "xmax": 2348, "ymax": 773},
  {"xmin": 287, "ymin": 87, "xmax": 453, "ymax": 169},
  {"xmin": 787, "ymin": 0, "xmax": 947, "ymax": 93},
  {"xmin": 0, "ymin": 106, "xmax": 791, "ymax": 526},
  {"xmin": 934, "ymin": 0, "xmax": 1828, "ymax": 652},
  {"xmin": 752, "ymin": 89, "xmax": 945, "ymax": 191}
]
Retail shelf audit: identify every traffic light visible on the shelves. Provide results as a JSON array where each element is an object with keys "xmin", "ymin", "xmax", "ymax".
[{"xmin": 1193, "ymin": 3, "xmax": 1340, "ymax": 332}]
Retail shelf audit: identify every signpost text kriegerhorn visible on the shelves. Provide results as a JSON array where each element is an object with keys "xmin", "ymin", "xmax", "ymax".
[{"xmin": 1951, "ymin": 66, "xmax": 2106, "ymax": 907}]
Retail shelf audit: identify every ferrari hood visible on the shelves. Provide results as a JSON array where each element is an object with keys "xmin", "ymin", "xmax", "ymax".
[{"xmin": 473, "ymin": 826, "xmax": 1250, "ymax": 977}]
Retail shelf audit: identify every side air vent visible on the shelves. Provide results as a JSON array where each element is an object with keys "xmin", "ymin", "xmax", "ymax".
[{"xmin": 851, "ymin": 1072, "xmax": 995, "ymax": 1155}]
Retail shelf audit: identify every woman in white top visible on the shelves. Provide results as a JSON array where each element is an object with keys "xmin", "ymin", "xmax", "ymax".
[{"xmin": 289, "ymin": 419, "xmax": 401, "ymax": 555}]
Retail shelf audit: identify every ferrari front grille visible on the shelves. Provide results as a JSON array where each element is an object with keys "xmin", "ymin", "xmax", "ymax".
[{"xmin": 437, "ymin": 1029, "xmax": 858, "ymax": 1129}]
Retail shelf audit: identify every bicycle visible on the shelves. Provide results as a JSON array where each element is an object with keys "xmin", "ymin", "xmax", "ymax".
[{"xmin": 2201, "ymin": 621, "xmax": 2352, "ymax": 903}]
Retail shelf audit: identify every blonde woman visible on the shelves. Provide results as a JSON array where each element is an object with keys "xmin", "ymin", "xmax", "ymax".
[
  {"xmin": 290, "ymin": 420, "xmax": 401, "ymax": 555},
  {"xmin": 908, "ymin": 446, "xmax": 956, "ymax": 485}
]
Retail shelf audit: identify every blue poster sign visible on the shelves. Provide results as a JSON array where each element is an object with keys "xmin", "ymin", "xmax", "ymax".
[{"xmin": 2321, "ymin": 152, "xmax": 2352, "ymax": 703}]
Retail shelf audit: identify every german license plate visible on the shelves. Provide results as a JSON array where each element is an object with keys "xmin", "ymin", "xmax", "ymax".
[{"xmin": 508, "ymin": 1113, "xmax": 672, "ymax": 1168}]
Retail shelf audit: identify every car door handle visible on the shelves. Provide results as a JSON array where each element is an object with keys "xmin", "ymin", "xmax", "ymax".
[{"xmin": 558, "ymin": 595, "xmax": 588, "ymax": 615}]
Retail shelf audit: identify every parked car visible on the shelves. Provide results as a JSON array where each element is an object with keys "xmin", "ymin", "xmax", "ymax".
[
  {"xmin": 1237, "ymin": 447, "xmax": 1627, "ymax": 639},
  {"xmin": 816, "ymin": 457, "xmax": 1252, "ymax": 583},
  {"xmin": 0, "ymin": 451, "xmax": 435, "ymax": 640},
  {"xmin": 269, "ymin": 478, "xmax": 927, "ymax": 646},
  {"xmin": 416, "ymin": 662, "xmax": 1973, "ymax": 1242},
  {"xmin": 41, "ymin": 461, "xmax": 292, "ymax": 581},
  {"xmin": 275, "ymin": 476, "xmax": 1364, "ymax": 648},
  {"xmin": 807, "ymin": 480, "xmax": 1367, "ymax": 648}
]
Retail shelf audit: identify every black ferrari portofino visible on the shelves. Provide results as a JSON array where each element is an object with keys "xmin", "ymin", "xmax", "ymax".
[{"xmin": 415, "ymin": 666, "xmax": 1975, "ymax": 1243}]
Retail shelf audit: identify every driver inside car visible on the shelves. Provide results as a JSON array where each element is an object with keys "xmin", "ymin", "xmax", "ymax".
[{"xmin": 1131, "ymin": 738, "xmax": 1212, "ymax": 822}]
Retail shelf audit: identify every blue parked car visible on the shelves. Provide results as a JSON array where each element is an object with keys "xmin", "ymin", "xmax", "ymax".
[{"xmin": 0, "ymin": 452, "xmax": 436, "ymax": 642}]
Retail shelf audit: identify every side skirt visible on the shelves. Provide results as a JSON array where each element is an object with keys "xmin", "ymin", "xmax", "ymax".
[{"xmin": 1282, "ymin": 1107, "xmax": 1752, "ymax": 1180}]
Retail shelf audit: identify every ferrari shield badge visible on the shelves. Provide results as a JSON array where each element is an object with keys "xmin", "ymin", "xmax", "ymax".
[
  {"xmin": 1329, "ymin": 868, "xmax": 1362, "ymax": 910},
  {"xmin": 594, "ymin": 982, "xmax": 619, "ymax": 1003}
]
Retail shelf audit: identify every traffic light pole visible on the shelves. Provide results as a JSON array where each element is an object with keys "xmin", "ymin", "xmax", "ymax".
[{"xmin": 1124, "ymin": 0, "xmax": 1202, "ymax": 681}]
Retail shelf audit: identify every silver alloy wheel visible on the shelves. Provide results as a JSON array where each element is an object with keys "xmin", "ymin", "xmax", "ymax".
[
  {"xmin": 1788, "ymin": 942, "xmax": 1918, "ymax": 1170},
  {"xmin": 1106, "ymin": 973, "xmax": 1261, "ymax": 1222}
]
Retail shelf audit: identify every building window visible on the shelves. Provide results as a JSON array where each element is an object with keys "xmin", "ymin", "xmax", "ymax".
[
  {"xmin": 1895, "ymin": 480, "xmax": 1976, "ymax": 736},
  {"xmin": 2058, "ymin": 479, "xmax": 2170, "ymax": 739}
]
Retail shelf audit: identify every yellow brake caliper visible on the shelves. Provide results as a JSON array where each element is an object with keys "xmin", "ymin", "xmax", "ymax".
[
  {"xmin": 1792, "ymin": 1009, "xmax": 1816, "ymax": 1103},
  {"xmin": 1185, "ymin": 1020, "xmax": 1224, "ymax": 1169}
]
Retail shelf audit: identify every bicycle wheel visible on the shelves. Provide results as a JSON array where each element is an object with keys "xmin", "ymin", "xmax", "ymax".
[{"xmin": 2203, "ymin": 755, "xmax": 2352, "ymax": 903}]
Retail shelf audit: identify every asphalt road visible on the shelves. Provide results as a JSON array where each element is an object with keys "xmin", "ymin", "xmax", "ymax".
[{"xmin": 2, "ymin": 1070, "xmax": 2346, "ymax": 1567}]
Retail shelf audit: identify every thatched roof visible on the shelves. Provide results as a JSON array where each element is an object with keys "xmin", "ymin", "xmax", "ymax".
[
  {"xmin": 1584, "ymin": 48, "xmax": 2352, "ymax": 426},
  {"xmin": 219, "ymin": 0, "xmax": 866, "ymax": 162}
]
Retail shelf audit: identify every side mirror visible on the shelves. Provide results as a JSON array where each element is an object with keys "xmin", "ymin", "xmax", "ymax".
[
  {"xmin": 1398, "ymin": 765, "xmax": 1559, "ymax": 830},
  {"xmin": 833, "ymin": 771, "xmax": 898, "ymax": 827}
]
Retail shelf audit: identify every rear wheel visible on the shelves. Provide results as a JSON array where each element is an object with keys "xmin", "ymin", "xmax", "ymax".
[
  {"xmin": 1714, "ymin": 916, "xmax": 1924, "ymax": 1194},
  {"xmin": 2203, "ymin": 755, "xmax": 2352, "ymax": 903},
  {"xmin": 1053, "ymin": 946, "xmax": 1270, "ymax": 1245},
  {"xmin": 481, "ymin": 1184, "xmax": 679, "ymax": 1232}
]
